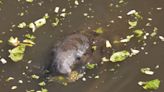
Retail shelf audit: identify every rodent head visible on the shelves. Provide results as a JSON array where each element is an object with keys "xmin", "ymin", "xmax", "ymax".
[{"xmin": 57, "ymin": 62, "xmax": 72, "ymax": 75}]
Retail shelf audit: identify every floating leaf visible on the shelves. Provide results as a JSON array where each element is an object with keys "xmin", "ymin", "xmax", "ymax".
[
  {"xmin": 28, "ymin": 14, "xmax": 48, "ymax": 32},
  {"xmin": 127, "ymin": 10, "xmax": 142, "ymax": 19},
  {"xmin": 134, "ymin": 29, "xmax": 144, "ymax": 37},
  {"xmin": 8, "ymin": 37, "xmax": 20, "ymax": 46},
  {"xmin": 101, "ymin": 57, "xmax": 110, "ymax": 62},
  {"xmin": 26, "ymin": 0, "xmax": 33, "ymax": 3},
  {"xmin": 0, "ymin": 40, "xmax": 3, "ymax": 43},
  {"xmin": 25, "ymin": 34, "xmax": 36, "ymax": 40},
  {"xmin": 128, "ymin": 21, "xmax": 137, "ymax": 28},
  {"xmin": 134, "ymin": 12, "xmax": 142, "ymax": 19},
  {"xmin": 34, "ymin": 18, "xmax": 46, "ymax": 28},
  {"xmin": 40, "ymin": 88, "xmax": 48, "ymax": 92},
  {"xmin": 86, "ymin": 63, "xmax": 96, "ymax": 69},
  {"xmin": 29, "ymin": 23, "xmax": 36, "ymax": 32},
  {"xmin": 23, "ymin": 39, "xmax": 35, "ymax": 46},
  {"xmin": 91, "ymin": 45, "xmax": 97, "ymax": 51},
  {"xmin": 138, "ymin": 79, "xmax": 160, "ymax": 90},
  {"xmin": 130, "ymin": 48, "xmax": 140, "ymax": 56},
  {"xmin": 17, "ymin": 22, "xmax": 27, "ymax": 28},
  {"xmin": 31, "ymin": 74, "xmax": 40, "ymax": 79},
  {"xmin": 38, "ymin": 81, "xmax": 46, "ymax": 86},
  {"xmin": 150, "ymin": 27, "xmax": 158, "ymax": 37},
  {"xmin": 110, "ymin": 50, "xmax": 130, "ymax": 62},
  {"xmin": 95, "ymin": 27, "xmax": 104, "ymax": 34},
  {"xmin": 127, "ymin": 10, "xmax": 137, "ymax": 15},
  {"xmin": 52, "ymin": 18, "xmax": 60, "ymax": 27},
  {"xmin": 120, "ymin": 35, "xmax": 134, "ymax": 43},
  {"xmin": 8, "ymin": 44, "xmax": 26, "ymax": 62},
  {"xmin": 140, "ymin": 67, "xmax": 154, "ymax": 75},
  {"xmin": 6, "ymin": 77, "xmax": 14, "ymax": 82}
]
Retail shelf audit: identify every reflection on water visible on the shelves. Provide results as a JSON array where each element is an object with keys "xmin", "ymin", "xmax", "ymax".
[{"xmin": 0, "ymin": 0, "xmax": 164, "ymax": 92}]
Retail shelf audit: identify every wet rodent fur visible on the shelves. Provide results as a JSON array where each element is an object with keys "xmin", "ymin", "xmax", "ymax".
[{"xmin": 44, "ymin": 30, "xmax": 105, "ymax": 81}]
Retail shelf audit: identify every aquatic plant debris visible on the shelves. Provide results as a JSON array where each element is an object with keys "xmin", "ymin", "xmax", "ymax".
[
  {"xmin": 140, "ymin": 67, "xmax": 154, "ymax": 75},
  {"xmin": 91, "ymin": 45, "xmax": 97, "ymax": 51},
  {"xmin": 138, "ymin": 79, "xmax": 160, "ymax": 90},
  {"xmin": 36, "ymin": 88, "xmax": 48, "ymax": 92},
  {"xmin": 17, "ymin": 22, "xmax": 27, "ymax": 28},
  {"xmin": 8, "ymin": 44, "xmax": 26, "ymax": 62},
  {"xmin": 52, "ymin": 18, "xmax": 60, "ymax": 27},
  {"xmin": 6, "ymin": 77, "xmax": 14, "ymax": 82},
  {"xmin": 130, "ymin": 48, "xmax": 140, "ymax": 56},
  {"xmin": 106, "ymin": 40, "xmax": 112, "ymax": 48},
  {"xmin": 26, "ymin": 0, "xmax": 33, "ymax": 3},
  {"xmin": 0, "ymin": 0, "xmax": 163, "ymax": 91},
  {"xmin": 133, "ymin": 29, "xmax": 144, "ymax": 37},
  {"xmin": 31, "ymin": 74, "xmax": 40, "ymax": 79},
  {"xmin": 29, "ymin": 13, "xmax": 49, "ymax": 32},
  {"xmin": 159, "ymin": 36, "xmax": 164, "ymax": 41},
  {"xmin": 0, "ymin": 40, "xmax": 3, "ymax": 43},
  {"xmin": 0, "ymin": 58, "xmax": 7, "ymax": 64},
  {"xmin": 94, "ymin": 27, "xmax": 104, "ymax": 34},
  {"xmin": 8, "ymin": 37, "xmax": 20, "ymax": 46},
  {"xmin": 127, "ymin": 10, "xmax": 142, "ymax": 29},
  {"xmin": 120, "ymin": 35, "xmax": 134, "ymax": 43},
  {"xmin": 128, "ymin": 21, "xmax": 137, "ymax": 28},
  {"xmin": 11, "ymin": 86, "xmax": 17, "ymax": 90},
  {"xmin": 110, "ymin": 50, "xmax": 130, "ymax": 62},
  {"xmin": 38, "ymin": 81, "xmax": 46, "ymax": 86},
  {"xmin": 150, "ymin": 27, "xmax": 158, "ymax": 37},
  {"xmin": 127, "ymin": 10, "xmax": 142, "ymax": 19},
  {"xmin": 25, "ymin": 34, "xmax": 36, "ymax": 40},
  {"xmin": 101, "ymin": 57, "xmax": 110, "ymax": 62},
  {"xmin": 86, "ymin": 63, "xmax": 97, "ymax": 69},
  {"xmin": 23, "ymin": 39, "xmax": 35, "ymax": 46}
]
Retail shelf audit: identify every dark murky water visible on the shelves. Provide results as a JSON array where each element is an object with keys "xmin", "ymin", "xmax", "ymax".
[{"xmin": 0, "ymin": 0, "xmax": 164, "ymax": 92}]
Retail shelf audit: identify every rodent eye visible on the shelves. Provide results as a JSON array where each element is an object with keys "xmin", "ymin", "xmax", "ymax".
[{"xmin": 76, "ymin": 57, "xmax": 81, "ymax": 60}]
